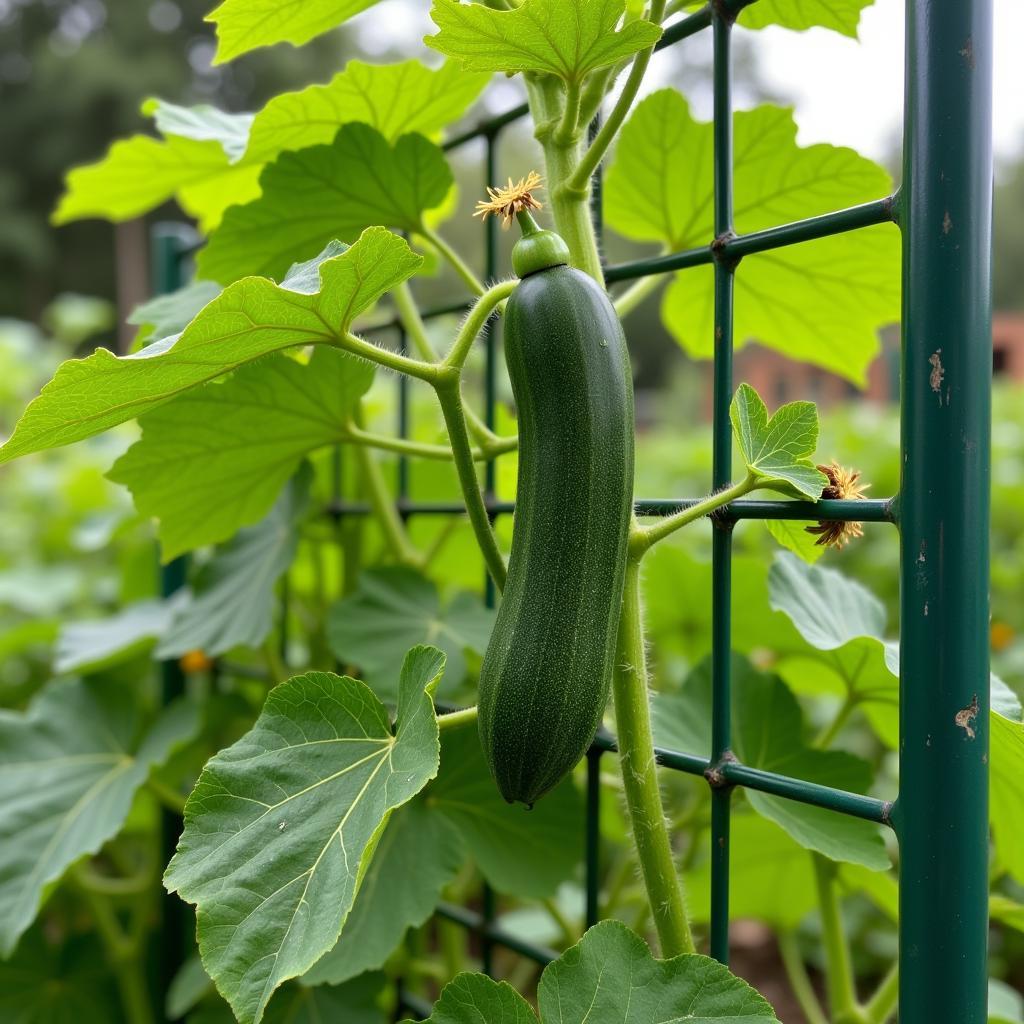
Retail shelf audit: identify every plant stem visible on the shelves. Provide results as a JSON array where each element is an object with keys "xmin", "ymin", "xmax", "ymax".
[
  {"xmin": 334, "ymin": 333, "xmax": 438, "ymax": 383},
  {"xmin": 813, "ymin": 853, "xmax": 867, "ymax": 1024},
  {"xmin": 443, "ymin": 279, "xmax": 517, "ymax": 369},
  {"xmin": 421, "ymin": 226, "xmax": 486, "ymax": 297},
  {"xmin": 344, "ymin": 423, "xmax": 471, "ymax": 462},
  {"xmin": 542, "ymin": 896, "xmax": 578, "ymax": 946},
  {"xmin": 570, "ymin": 0, "xmax": 668, "ymax": 192},
  {"xmin": 554, "ymin": 79, "xmax": 582, "ymax": 146},
  {"xmin": 146, "ymin": 776, "xmax": 187, "ymax": 815},
  {"xmin": 434, "ymin": 377, "xmax": 507, "ymax": 590},
  {"xmin": 543, "ymin": 137, "xmax": 604, "ymax": 283},
  {"xmin": 117, "ymin": 961, "xmax": 157, "ymax": 1024},
  {"xmin": 631, "ymin": 472, "xmax": 758, "ymax": 556},
  {"xmin": 613, "ymin": 270, "xmax": 670, "ymax": 319},
  {"xmin": 814, "ymin": 693, "xmax": 860, "ymax": 749},
  {"xmin": 612, "ymin": 556, "xmax": 694, "ymax": 957},
  {"xmin": 263, "ymin": 638, "xmax": 288, "ymax": 683},
  {"xmin": 436, "ymin": 705, "xmax": 479, "ymax": 731},
  {"xmin": 778, "ymin": 931, "xmax": 829, "ymax": 1024},
  {"xmin": 863, "ymin": 962, "xmax": 899, "ymax": 1024}
]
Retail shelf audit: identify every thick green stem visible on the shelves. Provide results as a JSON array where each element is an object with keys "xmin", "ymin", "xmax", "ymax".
[
  {"xmin": 434, "ymin": 377, "xmax": 507, "ymax": 590},
  {"xmin": 779, "ymin": 931, "xmax": 829, "ymax": 1024},
  {"xmin": 571, "ymin": 0, "xmax": 668, "ymax": 192},
  {"xmin": 344, "ymin": 423, "xmax": 483, "ymax": 462},
  {"xmin": 443, "ymin": 279, "xmax": 517, "ymax": 369},
  {"xmin": 631, "ymin": 473, "xmax": 758, "ymax": 556},
  {"xmin": 437, "ymin": 705, "xmax": 479, "ymax": 731},
  {"xmin": 813, "ymin": 853, "xmax": 868, "ymax": 1024},
  {"xmin": 421, "ymin": 226, "xmax": 486, "ymax": 297},
  {"xmin": 613, "ymin": 557, "xmax": 694, "ymax": 956},
  {"xmin": 544, "ymin": 139, "xmax": 604, "ymax": 284},
  {"xmin": 117, "ymin": 962, "xmax": 157, "ymax": 1024},
  {"xmin": 335, "ymin": 333, "xmax": 438, "ymax": 383},
  {"xmin": 863, "ymin": 962, "xmax": 899, "ymax": 1024}
]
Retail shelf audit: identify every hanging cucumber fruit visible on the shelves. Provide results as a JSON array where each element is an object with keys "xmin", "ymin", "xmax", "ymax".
[{"xmin": 475, "ymin": 175, "xmax": 635, "ymax": 806}]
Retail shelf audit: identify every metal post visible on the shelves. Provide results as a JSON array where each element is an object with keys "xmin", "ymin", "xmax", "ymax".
[{"xmin": 896, "ymin": 0, "xmax": 993, "ymax": 1020}]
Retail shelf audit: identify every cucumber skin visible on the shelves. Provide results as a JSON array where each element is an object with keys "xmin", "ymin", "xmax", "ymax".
[{"xmin": 478, "ymin": 266, "xmax": 635, "ymax": 806}]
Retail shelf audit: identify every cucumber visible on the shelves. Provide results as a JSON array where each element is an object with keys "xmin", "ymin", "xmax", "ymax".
[{"xmin": 478, "ymin": 216, "xmax": 635, "ymax": 806}]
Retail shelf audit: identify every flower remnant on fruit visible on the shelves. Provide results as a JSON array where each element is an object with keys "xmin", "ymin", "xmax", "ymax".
[
  {"xmin": 474, "ymin": 171, "xmax": 544, "ymax": 227},
  {"xmin": 806, "ymin": 461, "xmax": 868, "ymax": 549}
]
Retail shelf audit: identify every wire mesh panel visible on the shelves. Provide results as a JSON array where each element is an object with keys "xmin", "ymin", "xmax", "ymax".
[{"xmin": 152, "ymin": 0, "xmax": 993, "ymax": 1019}]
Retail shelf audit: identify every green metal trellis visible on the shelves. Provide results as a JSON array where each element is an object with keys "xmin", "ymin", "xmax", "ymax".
[{"xmin": 153, "ymin": 0, "xmax": 992, "ymax": 1019}]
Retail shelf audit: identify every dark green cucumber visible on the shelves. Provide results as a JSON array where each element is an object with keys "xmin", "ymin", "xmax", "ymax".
[{"xmin": 478, "ymin": 221, "xmax": 635, "ymax": 806}]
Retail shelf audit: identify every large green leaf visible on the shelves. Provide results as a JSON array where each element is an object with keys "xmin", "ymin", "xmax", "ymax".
[
  {"xmin": 157, "ymin": 469, "xmax": 309, "ymax": 658},
  {"xmin": 53, "ymin": 133, "xmax": 262, "ymax": 231},
  {"xmin": 430, "ymin": 728, "xmax": 584, "ymax": 898},
  {"xmin": 302, "ymin": 801, "xmax": 463, "ymax": 986},
  {"xmin": 425, "ymin": 0, "xmax": 661, "ymax": 83},
  {"xmin": 730, "ymin": 383, "xmax": 827, "ymax": 498},
  {"xmin": 327, "ymin": 567, "xmax": 495, "ymax": 699},
  {"xmin": 990, "ymin": 979, "xmax": 1024, "ymax": 1024},
  {"xmin": 404, "ymin": 920, "xmax": 778, "ymax": 1023},
  {"xmin": 0, "ymin": 679, "xmax": 198, "ymax": 956},
  {"xmin": 110, "ymin": 348, "xmax": 372, "ymax": 559},
  {"xmin": 0, "ymin": 229, "xmax": 421, "ymax": 465},
  {"xmin": 653, "ymin": 656, "xmax": 889, "ymax": 870},
  {"xmin": 605, "ymin": 91, "xmax": 899, "ymax": 384},
  {"xmin": 128, "ymin": 280, "xmax": 223, "ymax": 347},
  {"xmin": 164, "ymin": 647, "xmax": 445, "ymax": 1024},
  {"xmin": 992, "ymin": 712, "xmax": 1024, "ymax": 883},
  {"xmin": 207, "ymin": 0, "xmax": 382, "ymax": 63},
  {"xmin": 737, "ymin": 0, "xmax": 872, "ymax": 36},
  {"xmin": 142, "ymin": 97, "xmax": 254, "ymax": 161},
  {"xmin": 199, "ymin": 125, "xmax": 452, "ymax": 284},
  {"xmin": 245, "ymin": 60, "xmax": 490, "ymax": 164}
]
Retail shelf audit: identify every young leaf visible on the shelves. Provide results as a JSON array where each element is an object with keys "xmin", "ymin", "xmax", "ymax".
[
  {"xmin": 765, "ymin": 518, "xmax": 827, "ymax": 564},
  {"xmin": 730, "ymin": 383, "xmax": 828, "ymax": 498},
  {"xmin": 109, "ymin": 348, "xmax": 372, "ymax": 560},
  {"xmin": 157, "ymin": 468, "xmax": 310, "ymax": 658},
  {"xmin": 404, "ymin": 920, "xmax": 778, "ymax": 1023},
  {"xmin": 199, "ymin": 125, "xmax": 452, "ymax": 284},
  {"xmin": 653, "ymin": 656, "xmax": 890, "ymax": 870},
  {"xmin": 142, "ymin": 97, "xmax": 254, "ymax": 162},
  {"xmin": 425, "ymin": 0, "xmax": 661, "ymax": 83},
  {"xmin": 0, "ymin": 229, "xmax": 421, "ymax": 465},
  {"xmin": 738, "ymin": 0, "xmax": 872, "ymax": 37},
  {"xmin": 0, "ymin": 680, "xmax": 198, "ymax": 956},
  {"xmin": 244, "ymin": 60, "xmax": 490, "ymax": 164},
  {"xmin": 207, "ymin": 0, "xmax": 383, "ymax": 63},
  {"xmin": 327, "ymin": 567, "xmax": 495, "ymax": 699},
  {"xmin": 164, "ymin": 647, "xmax": 445, "ymax": 1024},
  {"xmin": 605, "ymin": 91, "xmax": 899, "ymax": 384}
]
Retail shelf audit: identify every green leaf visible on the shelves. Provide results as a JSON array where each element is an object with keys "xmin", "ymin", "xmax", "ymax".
[
  {"xmin": 157, "ymin": 468, "xmax": 310, "ymax": 658},
  {"xmin": 142, "ymin": 97, "xmax": 254, "ymax": 162},
  {"xmin": 327, "ymin": 567, "xmax": 495, "ymax": 700},
  {"xmin": 110, "ymin": 347, "xmax": 372, "ymax": 560},
  {"xmin": 302, "ymin": 801, "xmax": 463, "ymax": 986},
  {"xmin": 53, "ymin": 134, "xmax": 262, "ymax": 231},
  {"xmin": 766, "ymin": 519, "xmax": 827, "ymax": 564},
  {"xmin": 207, "ymin": 0, "xmax": 383, "ymax": 63},
  {"xmin": 0, "ymin": 229, "xmax": 421, "ymax": 465},
  {"xmin": 55, "ymin": 594, "xmax": 185, "ymax": 674},
  {"xmin": 164, "ymin": 646, "xmax": 445, "ymax": 1024},
  {"xmin": 730, "ymin": 383, "xmax": 828, "ymax": 498},
  {"xmin": 737, "ymin": 0, "xmax": 872, "ymax": 37},
  {"xmin": 198, "ymin": 125, "xmax": 452, "ymax": 284},
  {"xmin": 425, "ymin": 0, "xmax": 661, "ymax": 83},
  {"xmin": 266, "ymin": 973, "xmax": 387, "ymax": 1024},
  {"xmin": 245, "ymin": 60, "xmax": 490, "ymax": 164},
  {"xmin": 653, "ymin": 656, "xmax": 889, "ymax": 870},
  {"xmin": 0, "ymin": 679, "xmax": 198, "ymax": 955},
  {"xmin": 686, "ymin": 814, "xmax": 817, "ymax": 929},
  {"xmin": 404, "ymin": 920, "xmax": 778, "ymax": 1023},
  {"xmin": 992, "ymin": 711, "xmax": 1024, "ymax": 883},
  {"xmin": 127, "ymin": 280, "xmax": 223, "ymax": 346},
  {"xmin": 605, "ymin": 92, "xmax": 899, "ymax": 384},
  {"xmin": 990, "ymin": 979, "xmax": 1024, "ymax": 1024},
  {"xmin": 430, "ymin": 728, "xmax": 584, "ymax": 898}
]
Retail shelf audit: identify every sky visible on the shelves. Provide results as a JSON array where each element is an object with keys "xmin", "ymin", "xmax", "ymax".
[{"xmin": 362, "ymin": 0, "xmax": 1024, "ymax": 172}]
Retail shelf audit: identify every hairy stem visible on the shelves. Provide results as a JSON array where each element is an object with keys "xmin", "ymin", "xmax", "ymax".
[
  {"xmin": 813, "ymin": 853, "xmax": 868, "ymax": 1024},
  {"xmin": 335, "ymin": 333, "xmax": 438, "ymax": 383},
  {"xmin": 613, "ymin": 556, "xmax": 695, "ymax": 956},
  {"xmin": 436, "ymin": 705, "xmax": 479, "ymax": 731},
  {"xmin": 434, "ymin": 377, "xmax": 507, "ymax": 590},
  {"xmin": 778, "ymin": 931, "xmax": 829, "ymax": 1024},
  {"xmin": 443, "ymin": 279, "xmax": 517, "ymax": 369},
  {"xmin": 344, "ymin": 423, "xmax": 485, "ymax": 462},
  {"xmin": 571, "ymin": 0, "xmax": 668, "ymax": 192},
  {"xmin": 421, "ymin": 226, "xmax": 486, "ymax": 297}
]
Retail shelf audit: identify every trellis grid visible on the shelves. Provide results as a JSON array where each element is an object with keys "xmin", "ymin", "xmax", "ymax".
[{"xmin": 154, "ymin": 0, "xmax": 993, "ymax": 1020}]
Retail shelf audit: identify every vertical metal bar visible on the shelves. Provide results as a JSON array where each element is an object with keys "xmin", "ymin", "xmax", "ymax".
[
  {"xmin": 151, "ymin": 222, "xmax": 194, "ymax": 1022},
  {"xmin": 708, "ymin": 7, "xmax": 735, "ymax": 967},
  {"xmin": 896, "ymin": 1, "xmax": 992, "ymax": 1021},
  {"xmin": 585, "ymin": 748, "xmax": 602, "ymax": 928}
]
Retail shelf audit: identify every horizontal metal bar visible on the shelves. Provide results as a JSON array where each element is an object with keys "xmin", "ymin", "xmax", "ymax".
[
  {"xmin": 325, "ymin": 496, "xmax": 896, "ymax": 524},
  {"xmin": 435, "ymin": 902, "xmax": 558, "ymax": 964},
  {"xmin": 605, "ymin": 197, "xmax": 896, "ymax": 284},
  {"xmin": 443, "ymin": 102, "xmax": 529, "ymax": 151},
  {"xmin": 720, "ymin": 761, "xmax": 893, "ymax": 826}
]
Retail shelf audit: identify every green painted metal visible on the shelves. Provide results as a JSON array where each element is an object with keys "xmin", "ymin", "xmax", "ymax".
[
  {"xmin": 155, "ymin": 0, "xmax": 995, "ymax": 1014},
  {"xmin": 895, "ymin": 1, "xmax": 993, "ymax": 1021}
]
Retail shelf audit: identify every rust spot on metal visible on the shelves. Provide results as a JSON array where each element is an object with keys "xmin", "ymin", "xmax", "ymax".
[
  {"xmin": 929, "ymin": 350, "xmax": 945, "ymax": 393},
  {"xmin": 942, "ymin": 211, "xmax": 952, "ymax": 235},
  {"xmin": 880, "ymin": 801, "xmax": 893, "ymax": 826},
  {"xmin": 960, "ymin": 36, "xmax": 975, "ymax": 70},
  {"xmin": 917, "ymin": 540, "xmax": 927, "ymax": 564},
  {"xmin": 704, "ymin": 751, "xmax": 738, "ymax": 789},
  {"xmin": 955, "ymin": 694, "xmax": 979, "ymax": 740}
]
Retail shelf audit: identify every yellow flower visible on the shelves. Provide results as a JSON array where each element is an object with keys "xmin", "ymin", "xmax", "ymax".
[
  {"xmin": 474, "ymin": 171, "xmax": 544, "ymax": 227},
  {"xmin": 805, "ymin": 461, "xmax": 868, "ymax": 550}
]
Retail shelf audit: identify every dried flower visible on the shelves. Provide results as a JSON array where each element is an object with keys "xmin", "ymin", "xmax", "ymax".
[
  {"xmin": 474, "ymin": 171, "xmax": 544, "ymax": 227},
  {"xmin": 805, "ymin": 461, "xmax": 868, "ymax": 549},
  {"xmin": 179, "ymin": 649, "xmax": 213, "ymax": 674}
]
